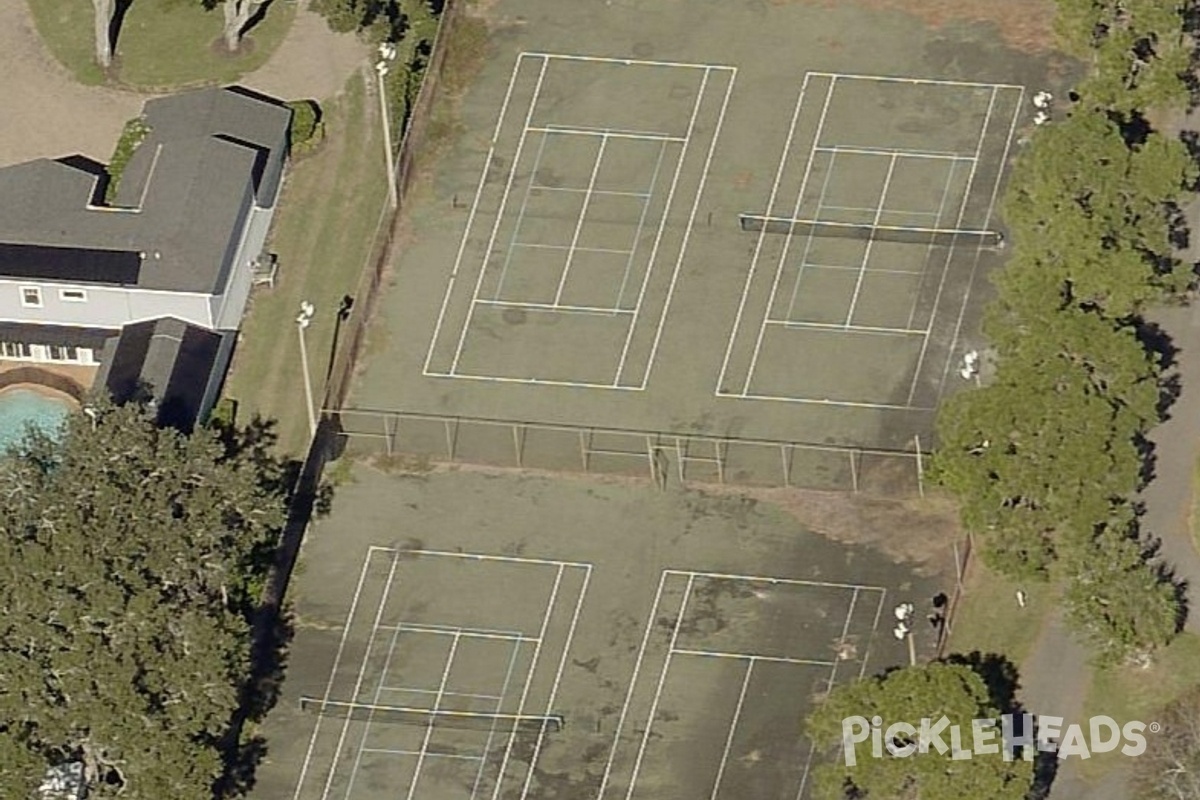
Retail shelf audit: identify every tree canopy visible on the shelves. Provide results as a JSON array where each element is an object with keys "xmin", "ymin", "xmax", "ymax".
[
  {"xmin": 0, "ymin": 401, "xmax": 285, "ymax": 798},
  {"xmin": 807, "ymin": 662, "xmax": 1034, "ymax": 800},
  {"xmin": 931, "ymin": 0, "xmax": 1193, "ymax": 665}
]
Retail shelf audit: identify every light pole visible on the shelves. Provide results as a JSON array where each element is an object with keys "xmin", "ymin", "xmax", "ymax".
[
  {"xmin": 376, "ymin": 43, "xmax": 398, "ymax": 209},
  {"xmin": 296, "ymin": 301, "xmax": 317, "ymax": 438}
]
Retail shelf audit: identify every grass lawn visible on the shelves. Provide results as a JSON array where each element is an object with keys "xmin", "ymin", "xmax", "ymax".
[
  {"xmin": 946, "ymin": 558, "xmax": 1059, "ymax": 667},
  {"xmin": 27, "ymin": 0, "xmax": 294, "ymax": 90},
  {"xmin": 1080, "ymin": 632, "xmax": 1200, "ymax": 778},
  {"xmin": 223, "ymin": 71, "xmax": 388, "ymax": 457},
  {"xmin": 1190, "ymin": 454, "xmax": 1200, "ymax": 554}
]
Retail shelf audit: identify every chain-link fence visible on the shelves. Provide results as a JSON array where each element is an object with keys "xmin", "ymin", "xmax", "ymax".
[{"xmin": 330, "ymin": 407, "xmax": 927, "ymax": 494}]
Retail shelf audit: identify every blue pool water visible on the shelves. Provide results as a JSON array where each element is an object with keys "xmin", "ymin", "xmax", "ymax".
[{"xmin": 0, "ymin": 388, "xmax": 73, "ymax": 451}]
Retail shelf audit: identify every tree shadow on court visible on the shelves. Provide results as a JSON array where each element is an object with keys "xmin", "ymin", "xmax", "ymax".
[{"xmin": 208, "ymin": 414, "xmax": 323, "ymax": 798}]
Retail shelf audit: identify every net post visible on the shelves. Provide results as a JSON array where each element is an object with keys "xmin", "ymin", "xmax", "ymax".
[
  {"xmin": 715, "ymin": 440, "xmax": 726, "ymax": 484},
  {"xmin": 914, "ymin": 434, "xmax": 925, "ymax": 498},
  {"xmin": 675, "ymin": 437, "xmax": 686, "ymax": 484},
  {"xmin": 383, "ymin": 411, "xmax": 394, "ymax": 458}
]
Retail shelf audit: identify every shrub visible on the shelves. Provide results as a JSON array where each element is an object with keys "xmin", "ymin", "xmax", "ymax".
[
  {"xmin": 105, "ymin": 117, "xmax": 151, "ymax": 204},
  {"xmin": 287, "ymin": 99, "xmax": 324, "ymax": 156}
]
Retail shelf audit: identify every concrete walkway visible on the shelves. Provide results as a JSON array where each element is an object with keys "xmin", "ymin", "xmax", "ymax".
[{"xmin": 0, "ymin": 1, "xmax": 367, "ymax": 167}]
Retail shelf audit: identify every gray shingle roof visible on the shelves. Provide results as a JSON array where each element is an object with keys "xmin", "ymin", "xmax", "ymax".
[{"xmin": 0, "ymin": 86, "xmax": 290, "ymax": 293}]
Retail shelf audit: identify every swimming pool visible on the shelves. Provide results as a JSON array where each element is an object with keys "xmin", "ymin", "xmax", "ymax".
[{"xmin": 0, "ymin": 387, "xmax": 74, "ymax": 451}]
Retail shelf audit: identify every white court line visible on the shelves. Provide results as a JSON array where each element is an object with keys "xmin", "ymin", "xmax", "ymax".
[
  {"xmin": 423, "ymin": 54, "xmax": 528, "ymax": 376},
  {"xmin": 489, "ymin": 564, "xmax": 565, "ymax": 800},
  {"xmin": 530, "ymin": 186, "xmax": 652, "ymax": 200},
  {"xmin": 843, "ymin": 152, "xmax": 900, "ymax": 327},
  {"xmin": 783, "ymin": 147, "xmax": 839, "ymax": 321},
  {"xmin": 671, "ymin": 648, "xmax": 837, "ymax": 666},
  {"xmin": 404, "ymin": 632, "xmax": 461, "ymax": 800},
  {"xmin": 715, "ymin": 73, "xmax": 819, "ymax": 395},
  {"xmin": 293, "ymin": 549, "xmax": 376, "ymax": 799},
  {"xmin": 448, "ymin": 56, "xmax": 550, "ymax": 375},
  {"xmin": 475, "ymin": 299, "xmax": 634, "ymax": 316},
  {"xmin": 596, "ymin": 571, "xmax": 670, "ymax": 800},
  {"xmin": 667, "ymin": 568, "xmax": 886, "ymax": 593},
  {"xmin": 791, "ymin": 262, "xmax": 925, "ymax": 276},
  {"xmin": 320, "ymin": 552, "xmax": 401, "ymax": 800},
  {"xmin": 710, "ymin": 661, "xmax": 754, "ymax": 800},
  {"xmin": 821, "ymin": 203, "xmax": 942, "ymax": 219},
  {"xmin": 905, "ymin": 85, "xmax": 999, "ymax": 406},
  {"xmin": 814, "ymin": 144, "xmax": 975, "ymax": 161},
  {"xmin": 795, "ymin": 586, "xmax": 860, "ymax": 800},
  {"xmin": 470, "ymin": 631, "xmax": 525, "ymax": 799},
  {"xmin": 381, "ymin": 686, "xmax": 505, "ymax": 702},
  {"xmin": 523, "ymin": 51, "xmax": 735, "ymax": 72},
  {"xmin": 727, "ymin": 391, "xmax": 935, "ymax": 411},
  {"xmin": 371, "ymin": 545, "xmax": 592, "ymax": 570},
  {"xmin": 807, "ymin": 70, "xmax": 1022, "ymax": 90},
  {"xmin": 342, "ymin": 624, "xmax": 405, "ymax": 799},
  {"xmin": 904, "ymin": 158, "xmax": 963, "ymax": 331},
  {"xmin": 493, "ymin": 126, "xmax": 553, "ymax": 302},
  {"xmin": 740, "ymin": 75, "xmax": 837, "ymax": 395},
  {"xmin": 555, "ymin": 134, "xmax": 611, "ymax": 305},
  {"xmin": 859, "ymin": 589, "xmax": 889, "ymax": 681},
  {"xmin": 934, "ymin": 86, "xmax": 1025, "ymax": 400},
  {"xmin": 529, "ymin": 125, "xmax": 686, "ymax": 143},
  {"xmin": 612, "ymin": 67, "xmax": 710, "ymax": 387},
  {"xmin": 517, "ymin": 565, "xmax": 594, "ymax": 800},
  {"xmin": 361, "ymin": 748, "xmax": 484, "ymax": 761},
  {"xmin": 512, "ymin": 242, "xmax": 635, "ymax": 256},
  {"xmin": 615, "ymin": 139, "xmax": 670, "ymax": 311},
  {"xmin": 764, "ymin": 320, "xmax": 927, "ymax": 338},
  {"xmin": 638, "ymin": 67, "xmax": 738, "ymax": 389},
  {"xmin": 379, "ymin": 622, "xmax": 539, "ymax": 643},
  {"xmin": 624, "ymin": 574, "xmax": 694, "ymax": 800},
  {"xmin": 420, "ymin": 372, "xmax": 646, "ymax": 390}
]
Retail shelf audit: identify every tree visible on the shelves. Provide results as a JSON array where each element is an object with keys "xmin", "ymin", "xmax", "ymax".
[
  {"xmin": 806, "ymin": 662, "xmax": 1034, "ymax": 800},
  {"xmin": 1132, "ymin": 687, "xmax": 1200, "ymax": 798},
  {"xmin": 311, "ymin": 0, "xmax": 437, "ymax": 43},
  {"xmin": 91, "ymin": 0, "xmax": 115, "ymax": 69},
  {"xmin": 931, "ymin": 308, "xmax": 1159, "ymax": 578},
  {"xmin": 1062, "ymin": 525, "xmax": 1180, "ymax": 665},
  {"xmin": 0, "ymin": 401, "xmax": 285, "ymax": 798},
  {"xmin": 203, "ymin": 0, "xmax": 267, "ymax": 52}
]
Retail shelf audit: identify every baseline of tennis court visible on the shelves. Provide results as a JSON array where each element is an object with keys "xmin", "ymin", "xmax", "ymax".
[
  {"xmin": 597, "ymin": 570, "xmax": 887, "ymax": 800},
  {"xmin": 717, "ymin": 71, "xmax": 1024, "ymax": 411},
  {"xmin": 291, "ymin": 547, "xmax": 591, "ymax": 800},
  {"xmin": 423, "ymin": 52, "xmax": 735, "ymax": 389}
]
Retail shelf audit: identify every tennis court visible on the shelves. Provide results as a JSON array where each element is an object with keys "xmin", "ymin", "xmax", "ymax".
[
  {"xmin": 258, "ymin": 467, "xmax": 943, "ymax": 800},
  {"xmin": 341, "ymin": 0, "xmax": 1049, "ymax": 487},
  {"xmin": 292, "ymin": 548, "xmax": 590, "ymax": 800}
]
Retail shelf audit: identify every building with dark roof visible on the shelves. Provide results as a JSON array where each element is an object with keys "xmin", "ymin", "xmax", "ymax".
[{"xmin": 0, "ymin": 86, "xmax": 291, "ymax": 430}]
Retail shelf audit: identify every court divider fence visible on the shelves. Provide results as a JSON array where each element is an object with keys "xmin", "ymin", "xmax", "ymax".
[{"xmin": 327, "ymin": 406, "xmax": 927, "ymax": 495}]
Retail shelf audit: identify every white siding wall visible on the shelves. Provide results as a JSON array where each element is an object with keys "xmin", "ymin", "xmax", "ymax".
[{"xmin": 0, "ymin": 279, "xmax": 213, "ymax": 330}]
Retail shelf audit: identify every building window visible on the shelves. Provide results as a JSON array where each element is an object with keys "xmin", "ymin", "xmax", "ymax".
[
  {"xmin": 0, "ymin": 342, "xmax": 28, "ymax": 359},
  {"xmin": 59, "ymin": 289, "xmax": 87, "ymax": 302},
  {"xmin": 20, "ymin": 286, "xmax": 42, "ymax": 308}
]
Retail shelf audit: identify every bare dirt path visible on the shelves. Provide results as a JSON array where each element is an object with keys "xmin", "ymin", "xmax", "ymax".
[
  {"xmin": 0, "ymin": 1, "xmax": 366, "ymax": 168},
  {"xmin": 0, "ymin": 3, "xmax": 143, "ymax": 166},
  {"xmin": 239, "ymin": 2, "xmax": 369, "ymax": 103}
]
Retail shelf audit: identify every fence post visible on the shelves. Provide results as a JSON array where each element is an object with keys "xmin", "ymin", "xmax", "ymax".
[
  {"xmin": 849, "ymin": 450, "xmax": 859, "ymax": 493},
  {"xmin": 914, "ymin": 434, "xmax": 925, "ymax": 498},
  {"xmin": 512, "ymin": 424, "xmax": 524, "ymax": 468}
]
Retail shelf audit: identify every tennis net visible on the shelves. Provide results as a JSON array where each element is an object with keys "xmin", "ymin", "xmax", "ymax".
[
  {"xmin": 738, "ymin": 214, "xmax": 1003, "ymax": 247},
  {"xmin": 298, "ymin": 697, "xmax": 565, "ymax": 733}
]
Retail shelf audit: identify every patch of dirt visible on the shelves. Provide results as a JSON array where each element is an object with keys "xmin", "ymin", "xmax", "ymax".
[
  {"xmin": 775, "ymin": 0, "xmax": 1059, "ymax": 54},
  {"xmin": 715, "ymin": 484, "xmax": 965, "ymax": 574}
]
